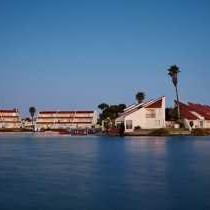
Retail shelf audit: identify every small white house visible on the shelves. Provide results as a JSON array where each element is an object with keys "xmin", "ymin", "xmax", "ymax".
[{"xmin": 115, "ymin": 96, "xmax": 166, "ymax": 133}]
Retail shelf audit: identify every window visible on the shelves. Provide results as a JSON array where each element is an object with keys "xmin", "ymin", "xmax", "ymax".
[
  {"xmin": 146, "ymin": 109, "xmax": 156, "ymax": 118},
  {"xmin": 126, "ymin": 120, "xmax": 132, "ymax": 129}
]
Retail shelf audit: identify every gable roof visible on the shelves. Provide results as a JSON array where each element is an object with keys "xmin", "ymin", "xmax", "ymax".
[
  {"xmin": 145, "ymin": 99, "xmax": 162, "ymax": 108},
  {"xmin": 116, "ymin": 96, "xmax": 165, "ymax": 121},
  {"xmin": 124, "ymin": 104, "xmax": 137, "ymax": 112}
]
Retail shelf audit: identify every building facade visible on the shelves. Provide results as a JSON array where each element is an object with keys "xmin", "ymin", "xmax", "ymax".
[
  {"xmin": 115, "ymin": 96, "xmax": 166, "ymax": 133},
  {"xmin": 36, "ymin": 111, "xmax": 98, "ymax": 130},
  {"xmin": 0, "ymin": 109, "xmax": 22, "ymax": 129}
]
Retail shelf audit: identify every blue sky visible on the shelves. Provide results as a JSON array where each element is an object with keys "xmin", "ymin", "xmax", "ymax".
[{"xmin": 0, "ymin": 0, "xmax": 210, "ymax": 116}]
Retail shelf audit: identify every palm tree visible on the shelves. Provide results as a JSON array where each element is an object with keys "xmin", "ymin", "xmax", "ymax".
[
  {"xmin": 168, "ymin": 65, "xmax": 181, "ymax": 119},
  {"xmin": 135, "ymin": 92, "xmax": 145, "ymax": 104},
  {"xmin": 29, "ymin": 106, "xmax": 36, "ymax": 128}
]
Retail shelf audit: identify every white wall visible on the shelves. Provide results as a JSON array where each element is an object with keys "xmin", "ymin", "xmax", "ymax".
[
  {"xmin": 124, "ymin": 108, "xmax": 165, "ymax": 132},
  {"xmin": 184, "ymin": 119, "xmax": 210, "ymax": 129},
  {"xmin": 124, "ymin": 108, "xmax": 145, "ymax": 132},
  {"xmin": 123, "ymin": 97, "xmax": 165, "ymax": 132}
]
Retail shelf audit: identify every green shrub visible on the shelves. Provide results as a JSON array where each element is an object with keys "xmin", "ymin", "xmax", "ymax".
[{"xmin": 134, "ymin": 126, "xmax": 141, "ymax": 131}]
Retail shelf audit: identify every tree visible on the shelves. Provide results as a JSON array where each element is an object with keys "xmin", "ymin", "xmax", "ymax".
[
  {"xmin": 97, "ymin": 103, "xmax": 127, "ymax": 127},
  {"xmin": 25, "ymin": 117, "xmax": 32, "ymax": 122},
  {"xmin": 135, "ymin": 92, "xmax": 145, "ymax": 104},
  {"xmin": 118, "ymin": 104, "xmax": 126, "ymax": 112},
  {"xmin": 168, "ymin": 65, "xmax": 181, "ymax": 119},
  {"xmin": 29, "ymin": 106, "xmax": 36, "ymax": 128},
  {"xmin": 98, "ymin": 103, "xmax": 109, "ymax": 111},
  {"xmin": 165, "ymin": 107, "xmax": 178, "ymax": 121}
]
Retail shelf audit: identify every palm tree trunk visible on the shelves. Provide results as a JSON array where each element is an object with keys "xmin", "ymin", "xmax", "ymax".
[{"xmin": 175, "ymin": 85, "xmax": 181, "ymax": 120}]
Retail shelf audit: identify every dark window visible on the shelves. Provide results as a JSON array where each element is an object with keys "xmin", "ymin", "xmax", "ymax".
[{"xmin": 126, "ymin": 120, "xmax": 132, "ymax": 129}]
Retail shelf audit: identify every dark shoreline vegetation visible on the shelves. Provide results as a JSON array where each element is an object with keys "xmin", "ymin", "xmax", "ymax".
[{"xmin": 1, "ymin": 128, "xmax": 210, "ymax": 136}]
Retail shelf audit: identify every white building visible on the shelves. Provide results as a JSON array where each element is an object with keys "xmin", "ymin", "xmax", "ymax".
[
  {"xmin": 115, "ymin": 96, "xmax": 166, "ymax": 133},
  {"xmin": 36, "ymin": 110, "xmax": 98, "ymax": 130},
  {"xmin": 0, "ymin": 109, "xmax": 22, "ymax": 129}
]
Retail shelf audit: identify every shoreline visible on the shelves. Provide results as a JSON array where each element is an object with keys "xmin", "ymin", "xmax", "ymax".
[
  {"xmin": 0, "ymin": 131, "xmax": 210, "ymax": 137},
  {"xmin": 1, "ymin": 127, "xmax": 210, "ymax": 137}
]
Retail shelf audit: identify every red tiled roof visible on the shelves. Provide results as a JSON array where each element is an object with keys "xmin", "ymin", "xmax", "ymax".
[
  {"xmin": 0, "ymin": 116, "xmax": 19, "ymax": 118},
  {"xmin": 39, "ymin": 111, "xmax": 94, "ymax": 114},
  {"xmin": 188, "ymin": 102, "xmax": 210, "ymax": 120},
  {"xmin": 145, "ymin": 99, "xmax": 162, "ymax": 108},
  {"xmin": 176, "ymin": 101, "xmax": 210, "ymax": 120},
  {"xmin": 36, "ymin": 121, "xmax": 92, "ymax": 124},
  {"xmin": 176, "ymin": 102, "xmax": 198, "ymax": 120},
  {"xmin": 0, "ymin": 121, "xmax": 21, "ymax": 123},
  {"xmin": 0, "ymin": 109, "xmax": 18, "ymax": 113},
  {"xmin": 37, "ymin": 116, "xmax": 93, "ymax": 119},
  {"xmin": 181, "ymin": 108, "xmax": 198, "ymax": 120}
]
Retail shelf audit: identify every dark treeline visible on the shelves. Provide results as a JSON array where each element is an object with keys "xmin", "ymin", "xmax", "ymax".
[{"xmin": 97, "ymin": 103, "xmax": 126, "ymax": 126}]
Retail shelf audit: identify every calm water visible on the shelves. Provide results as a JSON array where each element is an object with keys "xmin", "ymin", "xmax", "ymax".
[{"xmin": 0, "ymin": 135, "xmax": 210, "ymax": 210}]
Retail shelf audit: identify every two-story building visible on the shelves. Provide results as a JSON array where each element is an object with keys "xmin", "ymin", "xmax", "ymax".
[
  {"xmin": 36, "ymin": 110, "xmax": 98, "ymax": 130},
  {"xmin": 0, "ymin": 109, "xmax": 22, "ymax": 129}
]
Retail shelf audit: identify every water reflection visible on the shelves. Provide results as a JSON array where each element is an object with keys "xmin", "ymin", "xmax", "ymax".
[{"xmin": 0, "ymin": 136, "xmax": 210, "ymax": 210}]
